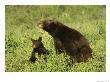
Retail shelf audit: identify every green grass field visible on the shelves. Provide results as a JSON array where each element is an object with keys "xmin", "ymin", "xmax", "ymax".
[{"xmin": 5, "ymin": 5, "xmax": 106, "ymax": 72}]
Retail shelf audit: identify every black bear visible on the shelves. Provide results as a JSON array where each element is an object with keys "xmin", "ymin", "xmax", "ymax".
[
  {"xmin": 37, "ymin": 19, "xmax": 92, "ymax": 63},
  {"xmin": 29, "ymin": 37, "xmax": 49, "ymax": 63}
]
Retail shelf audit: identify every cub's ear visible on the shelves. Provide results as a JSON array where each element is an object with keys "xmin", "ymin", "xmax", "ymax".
[
  {"xmin": 38, "ymin": 37, "xmax": 42, "ymax": 41},
  {"xmin": 31, "ymin": 38, "xmax": 34, "ymax": 42}
]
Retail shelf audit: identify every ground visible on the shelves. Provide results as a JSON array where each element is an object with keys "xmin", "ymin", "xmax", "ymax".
[{"xmin": 5, "ymin": 5, "xmax": 106, "ymax": 72}]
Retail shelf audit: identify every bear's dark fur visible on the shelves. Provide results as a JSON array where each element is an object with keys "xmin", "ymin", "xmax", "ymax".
[
  {"xmin": 29, "ymin": 37, "xmax": 49, "ymax": 63},
  {"xmin": 37, "ymin": 19, "xmax": 92, "ymax": 63}
]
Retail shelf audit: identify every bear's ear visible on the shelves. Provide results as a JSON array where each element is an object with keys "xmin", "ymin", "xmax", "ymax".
[
  {"xmin": 38, "ymin": 37, "xmax": 42, "ymax": 41},
  {"xmin": 49, "ymin": 18, "xmax": 55, "ymax": 21},
  {"xmin": 48, "ymin": 19, "xmax": 57, "ymax": 26},
  {"xmin": 31, "ymin": 38, "xmax": 34, "ymax": 42},
  {"xmin": 50, "ymin": 20, "xmax": 58, "ymax": 26}
]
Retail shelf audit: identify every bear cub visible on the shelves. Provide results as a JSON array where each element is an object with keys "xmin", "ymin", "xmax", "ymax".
[
  {"xmin": 29, "ymin": 37, "xmax": 49, "ymax": 63},
  {"xmin": 37, "ymin": 19, "xmax": 92, "ymax": 63}
]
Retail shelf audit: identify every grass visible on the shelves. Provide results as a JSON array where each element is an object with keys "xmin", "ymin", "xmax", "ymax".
[{"xmin": 5, "ymin": 5, "xmax": 106, "ymax": 72}]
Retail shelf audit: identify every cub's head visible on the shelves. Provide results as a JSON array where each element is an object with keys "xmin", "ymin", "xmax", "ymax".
[{"xmin": 31, "ymin": 37, "xmax": 42, "ymax": 49}]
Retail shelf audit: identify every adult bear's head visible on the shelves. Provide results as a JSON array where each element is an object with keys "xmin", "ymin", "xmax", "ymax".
[{"xmin": 37, "ymin": 19, "xmax": 60, "ymax": 35}]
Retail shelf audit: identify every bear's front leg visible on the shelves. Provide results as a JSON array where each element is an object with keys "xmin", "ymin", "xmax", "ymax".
[
  {"xmin": 29, "ymin": 48, "xmax": 37, "ymax": 63},
  {"xmin": 54, "ymin": 38, "xmax": 65, "ymax": 54}
]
